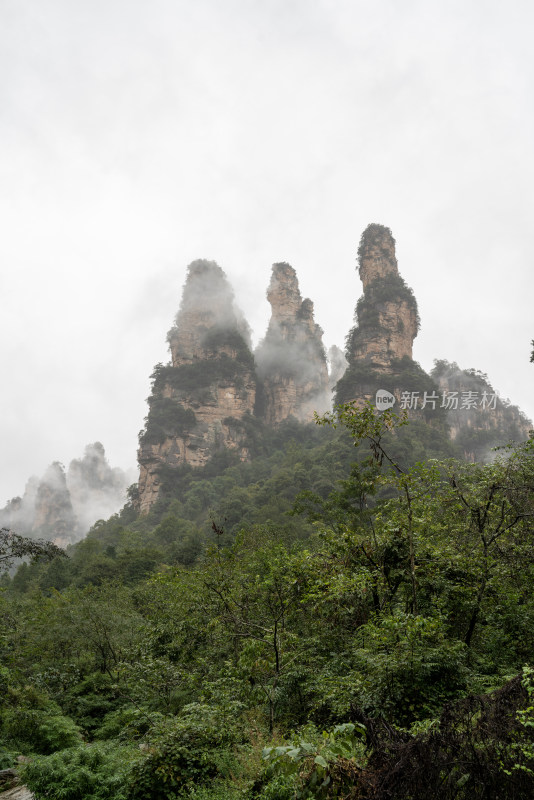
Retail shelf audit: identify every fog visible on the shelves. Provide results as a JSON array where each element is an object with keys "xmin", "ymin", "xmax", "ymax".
[
  {"xmin": 1, "ymin": 0, "xmax": 533, "ymax": 503},
  {"xmin": 328, "ymin": 346, "xmax": 349, "ymax": 391},
  {"xmin": 170, "ymin": 259, "xmax": 252, "ymax": 350},
  {"xmin": 0, "ymin": 443, "xmax": 135, "ymax": 544},
  {"xmin": 67, "ymin": 442, "xmax": 136, "ymax": 538},
  {"xmin": 255, "ymin": 264, "xmax": 328, "ymax": 388},
  {"xmin": 431, "ymin": 360, "xmax": 531, "ymax": 440}
]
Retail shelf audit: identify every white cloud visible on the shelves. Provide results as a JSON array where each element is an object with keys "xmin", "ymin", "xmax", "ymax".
[{"xmin": 0, "ymin": 0, "xmax": 532, "ymax": 503}]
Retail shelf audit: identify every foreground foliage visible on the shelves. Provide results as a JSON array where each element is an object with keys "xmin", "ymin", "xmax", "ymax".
[{"xmin": 1, "ymin": 404, "xmax": 533, "ymax": 797}]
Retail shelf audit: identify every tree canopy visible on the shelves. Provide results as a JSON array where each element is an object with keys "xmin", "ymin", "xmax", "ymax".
[{"xmin": 1, "ymin": 409, "xmax": 534, "ymax": 799}]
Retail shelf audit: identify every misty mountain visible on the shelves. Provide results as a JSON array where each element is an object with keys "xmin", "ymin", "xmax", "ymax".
[
  {"xmin": 136, "ymin": 224, "xmax": 532, "ymax": 514},
  {"xmin": 0, "ymin": 443, "xmax": 134, "ymax": 546}
]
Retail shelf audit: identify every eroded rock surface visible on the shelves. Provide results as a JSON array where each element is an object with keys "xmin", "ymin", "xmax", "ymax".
[
  {"xmin": 137, "ymin": 260, "xmax": 257, "ymax": 514},
  {"xmin": 347, "ymin": 224, "xmax": 419, "ymax": 371},
  {"xmin": 335, "ymin": 224, "xmax": 423, "ymax": 406},
  {"xmin": 255, "ymin": 263, "xmax": 330, "ymax": 425}
]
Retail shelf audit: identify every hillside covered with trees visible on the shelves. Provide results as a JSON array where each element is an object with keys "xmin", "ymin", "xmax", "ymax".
[
  {"xmin": 1, "ymin": 401, "xmax": 534, "ymax": 799},
  {"xmin": 1, "ymin": 225, "xmax": 533, "ymax": 799}
]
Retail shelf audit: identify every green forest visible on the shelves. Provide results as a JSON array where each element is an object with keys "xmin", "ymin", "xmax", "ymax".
[{"xmin": 1, "ymin": 402, "xmax": 534, "ymax": 799}]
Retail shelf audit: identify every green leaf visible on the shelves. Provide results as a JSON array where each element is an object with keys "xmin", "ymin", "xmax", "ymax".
[{"xmin": 286, "ymin": 748, "xmax": 302, "ymax": 760}]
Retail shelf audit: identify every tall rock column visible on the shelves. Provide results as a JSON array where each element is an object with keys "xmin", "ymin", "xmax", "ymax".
[
  {"xmin": 137, "ymin": 260, "xmax": 257, "ymax": 514},
  {"xmin": 335, "ymin": 224, "xmax": 437, "ymax": 411},
  {"xmin": 32, "ymin": 462, "xmax": 78, "ymax": 546},
  {"xmin": 348, "ymin": 224, "xmax": 419, "ymax": 369},
  {"xmin": 255, "ymin": 262, "xmax": 330, "ymax": 425}
]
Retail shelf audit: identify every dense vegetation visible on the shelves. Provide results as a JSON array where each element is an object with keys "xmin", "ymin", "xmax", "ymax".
[
  {"xmin": 351, "ymin": 274, "xmax": 421, "ymax": 334},
  {"xmin": 1, "ymin": 404, "xmax": 533, "ymax": 799},
  {"xmin": 335, "ymin": 355, "xmax": 447, "ymax": 422},
  {"xmin": 140, "ymin": 397, "xmax": 197, "ymax": 446}
]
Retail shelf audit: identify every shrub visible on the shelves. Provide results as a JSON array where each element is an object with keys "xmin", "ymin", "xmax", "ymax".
[
  {"xmin": 140, "ymin": 398, "xmax": 197, "ymax": 446},
  {"xmin": 1, "ymin": 698, "xmax": 82, "ymax": 754},
  {"xmin": 262, "ymin": 722, "xmax": 365, "ymax": 799},
  {"xmin": 128, "ymin": 703, "xmax": 243, "ymax": 799},
  {"xmin": 21, "ymin": 742, "xmax": 138, "ymax": 800}
]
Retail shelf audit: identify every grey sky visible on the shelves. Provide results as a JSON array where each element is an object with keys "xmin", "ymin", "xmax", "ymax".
[{"xmin": 1, "ymin": 0, "xmax": 533, "ymax": 504}]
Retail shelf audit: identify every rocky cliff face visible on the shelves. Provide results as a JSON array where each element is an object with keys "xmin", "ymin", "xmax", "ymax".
[
  {"xmin": 255, "ymin": 263, "xmax": 330, "ymax": 425},
  {"xmin": 0, "ymin": 478, "xmax": 39, "ymax": 536},
  {"xmin": 137, "ymin": 260, "xmax": 257, "ymax": 514},
  {"xmin": 136, "ymin": 260, "xmax": 333, "ymax": 513},
  {"xmin": 0, "ymin": 462, "xmax": 78, "ymax": 548},
  {"xmin": 167, "ymin": 259, "xmax": 252, "ymax": 367}
]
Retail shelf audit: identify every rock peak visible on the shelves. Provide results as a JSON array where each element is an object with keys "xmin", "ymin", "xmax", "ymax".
[
  {"xmin": 168, "ymin": 259, "xmax": 251, "ymax": 366},
  {"xmin": 346, "ymin": 223, "xmax": 419, "ymax": 372},
  {"xmin": 266, "ymin": 263, "xmax": 302, "ymax": 323},
  {"xmin": 357, "ymin": 224, "xmax": 398, "ymax": 289},
  {"xmin": 137, "ymin": 260, "xmax": 257, "ymax": 513},
  {"xmin": 335, "ymin": 223, "xmax": 422, "ymax": 404},
  {"xmin": 255, "ymin": 262, "xmax": 330, "ymax": 425}
]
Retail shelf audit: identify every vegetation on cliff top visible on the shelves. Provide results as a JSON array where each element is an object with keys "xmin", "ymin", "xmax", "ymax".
[{"xmin": 357, "ymin": 222, "xmax": 396, "ymax": 263}]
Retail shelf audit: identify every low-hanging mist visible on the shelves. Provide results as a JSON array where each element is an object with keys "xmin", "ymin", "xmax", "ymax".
[{"xmin": 0, "ymin": 443, "xmax": 135, "ymax": 546}]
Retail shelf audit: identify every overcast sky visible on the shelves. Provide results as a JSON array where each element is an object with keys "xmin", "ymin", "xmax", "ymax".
[{"xmin": 1, "ymin": 0, "xmax": 533, "ymax": 505}]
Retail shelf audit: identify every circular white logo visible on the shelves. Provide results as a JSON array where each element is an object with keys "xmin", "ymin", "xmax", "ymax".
[{"xmin": 376, "ymin": 389, "xmax": 395, "ymax": 411}]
